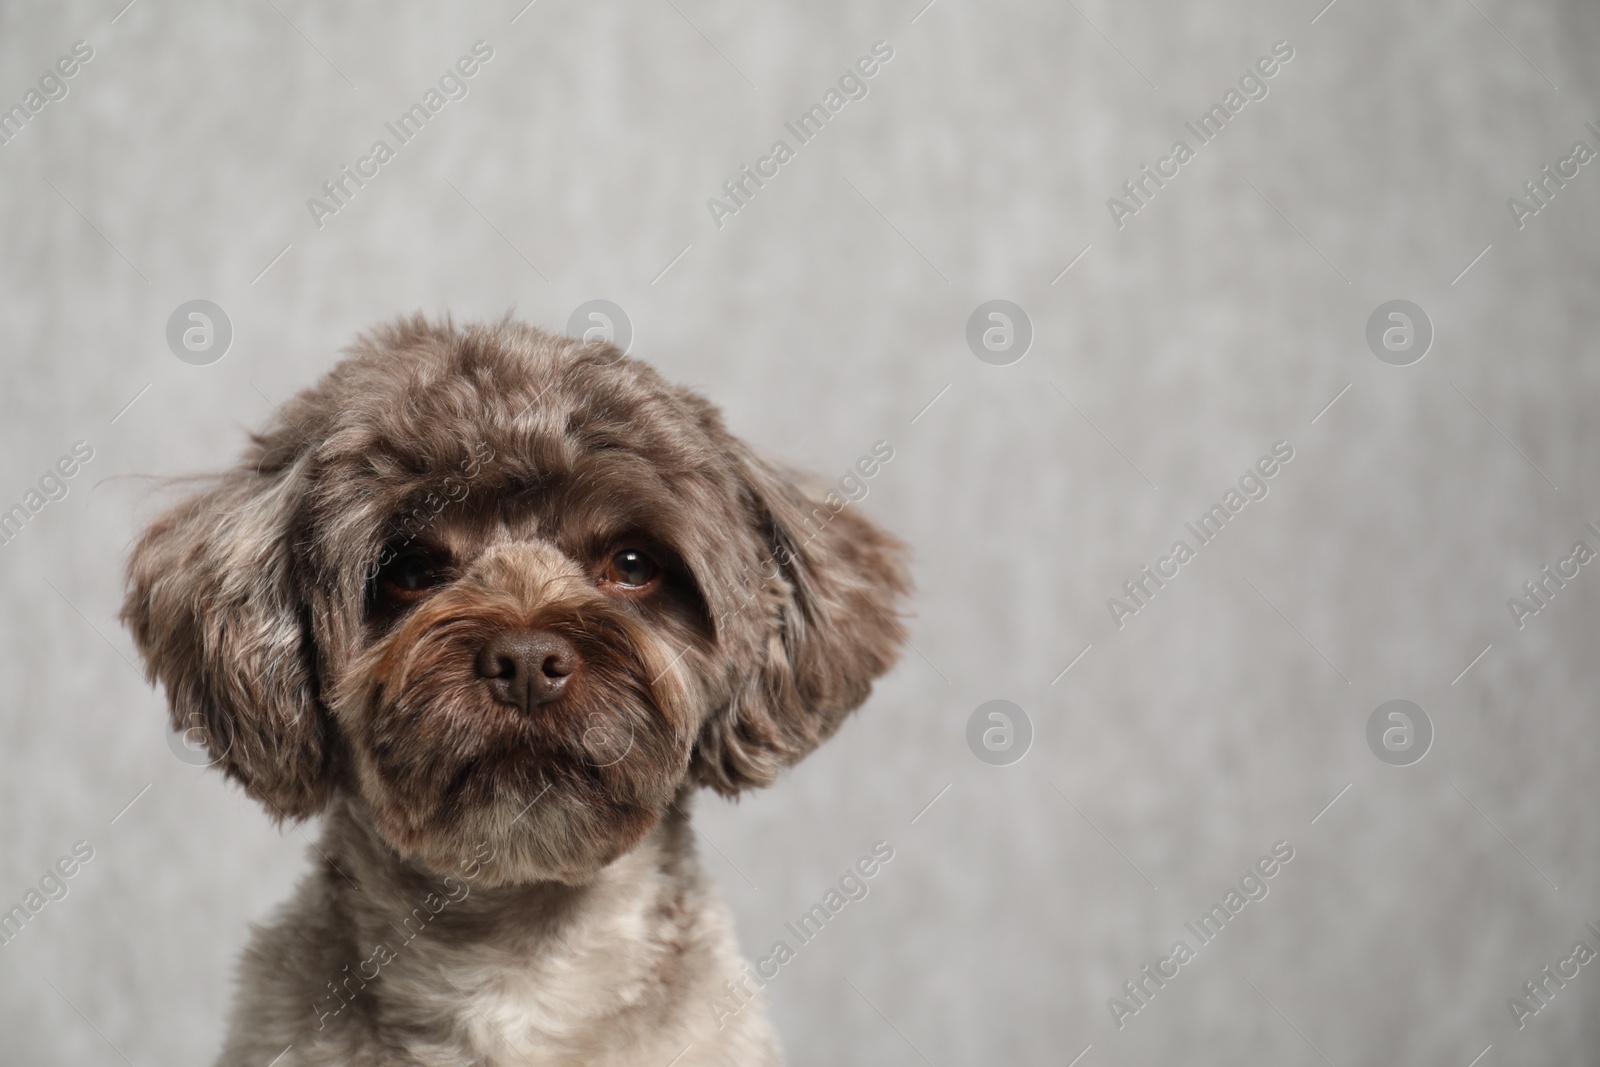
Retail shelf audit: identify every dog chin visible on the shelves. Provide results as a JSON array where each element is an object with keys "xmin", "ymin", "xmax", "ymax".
[
  {"xmin": 350, "ymin": 718, "xmax": 681, "ymax": 888},
  {"xmin": 342, "ymin": 651, "xmax": 691, "ymax": 885},
  {"xmin": 370, "ymin": 780, "xmax": 667, "ymax": 888},
  {"xmin": 489, "ymin": 795, "xmax": 666, "ymax": 887}
]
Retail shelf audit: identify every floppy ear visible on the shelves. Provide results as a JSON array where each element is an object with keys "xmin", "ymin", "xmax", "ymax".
[
  {"xmin": 121, "ymin": 453, "xmax": 332, "ymax": 820},
  {"xmin": 691, "ymin": 445, "xmax": 911, "ymax": 795}
]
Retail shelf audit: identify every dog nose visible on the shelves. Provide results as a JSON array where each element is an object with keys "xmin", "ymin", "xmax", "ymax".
[{"xmin": 476, "ymin": 630, "xmax": 579, "ymax": 710}]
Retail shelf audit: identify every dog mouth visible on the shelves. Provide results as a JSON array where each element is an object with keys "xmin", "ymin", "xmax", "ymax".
[
  {"xmin": 345, "ymin": 606, "xmax": 698, "ymax": 875},
  {"xmin": 416, "ymin": 743, "xmax": 668, "ymax": 879},
  {"xmin": 388, "ymin": 703, "xmax": 669, "ymax": 832}
]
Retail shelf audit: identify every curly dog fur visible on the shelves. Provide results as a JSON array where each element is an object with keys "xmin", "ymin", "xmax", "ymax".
[{"xmin": 121, "ymin": 317, "xmax": 909, "ymax": 1066}]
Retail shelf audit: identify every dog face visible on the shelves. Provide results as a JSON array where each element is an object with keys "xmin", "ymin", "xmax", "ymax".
[{"xmin": 122, "ymin": 317, "xmax": 909, "ymax": 885}]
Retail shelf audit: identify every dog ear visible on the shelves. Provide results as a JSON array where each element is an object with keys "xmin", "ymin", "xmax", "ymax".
[
  {"xmin": 121, "ymin": 452, "xmax": 331, "ymax": 820},
  {"xmin": 691, "ymin": 444, "xmax": 911, "ymax": 794}
]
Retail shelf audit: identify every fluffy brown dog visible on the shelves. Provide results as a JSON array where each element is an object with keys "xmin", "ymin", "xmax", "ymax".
[{"xmin": 122, "ymin": 316, "xmax": 909, "ymax": 1066}]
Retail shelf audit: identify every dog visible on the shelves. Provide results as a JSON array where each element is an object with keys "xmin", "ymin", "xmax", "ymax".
[{"xmin": 121, "ymin": 316, "xmax": 910, "ymax": 1066}]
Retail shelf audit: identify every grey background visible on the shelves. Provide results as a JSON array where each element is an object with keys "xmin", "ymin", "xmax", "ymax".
[{"xmin": 2, "ymin": 0, "xmax": 1598, "ymax": 1063}]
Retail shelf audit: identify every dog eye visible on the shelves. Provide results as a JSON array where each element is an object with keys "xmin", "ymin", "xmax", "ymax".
[
  {"xmin": 602, "ymin": 549, "xmax": 659, "ymax": 589},
  {"xmin": 377, "ymin": 553, "xmax": 442, "ymax": 599}
]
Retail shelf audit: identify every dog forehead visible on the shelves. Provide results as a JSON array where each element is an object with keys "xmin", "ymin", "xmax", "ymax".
[
  {"xmin": 416, "ymin": 506, "xmax": 557, "ymax": 563},
  {"xmin": 342, "ymin": 344, "xmax": 633, "ymax": 444},
  {"xmin": 285, "ymin": 321, "xmax": 749, "ymax": 570},
  {"xmin": 303, "ymin": 324, "xmax": 724, "ymax": 482}
]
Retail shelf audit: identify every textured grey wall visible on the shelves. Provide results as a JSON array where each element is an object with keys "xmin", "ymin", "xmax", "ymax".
[{"xmin": 3, "ymin": 0, "xmax": 1599, "ymax": 1063}]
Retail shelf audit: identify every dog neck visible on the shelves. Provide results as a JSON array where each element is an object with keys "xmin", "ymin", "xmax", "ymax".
[
  {"xmin": 219, "ymin": 791, "xmax": 779, "ymax": 1066},
  {"xmin": 318, "ymin": 789, "xmax": 682, "ymax": 948}
]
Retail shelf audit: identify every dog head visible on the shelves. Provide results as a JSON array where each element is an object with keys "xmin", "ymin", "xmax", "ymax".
[{"xmin": 122, "ymin": 317, "xmax": 909, "ymax": 885}]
